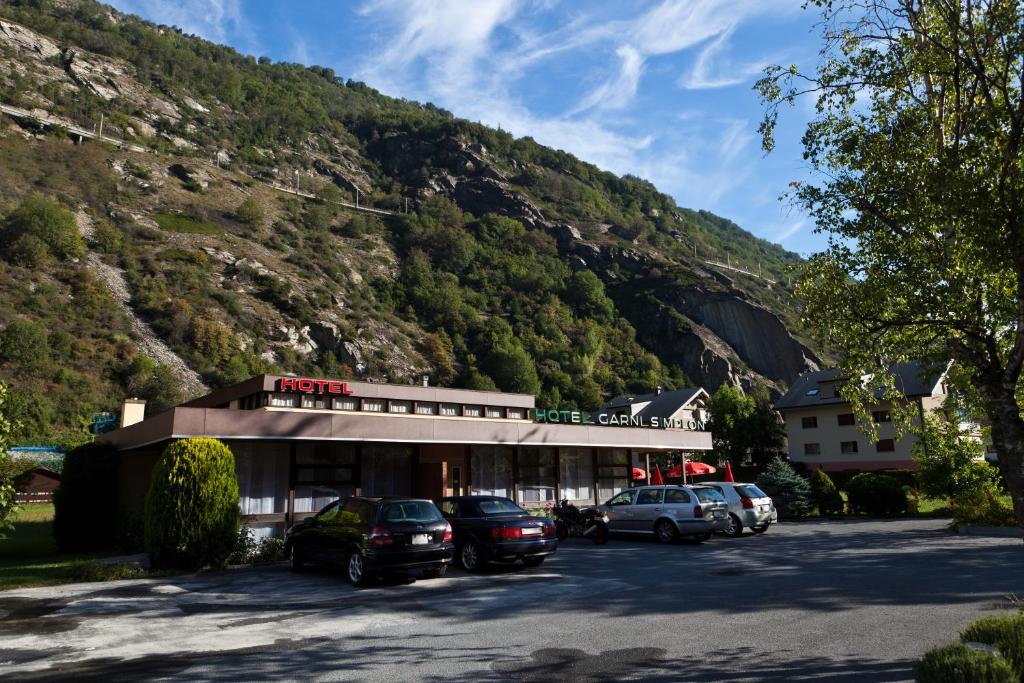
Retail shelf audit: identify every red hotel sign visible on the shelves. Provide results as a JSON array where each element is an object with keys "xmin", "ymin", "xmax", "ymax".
[{"xmin": 277, "ymin": 377, "xmax": 353, "ymax": 395}]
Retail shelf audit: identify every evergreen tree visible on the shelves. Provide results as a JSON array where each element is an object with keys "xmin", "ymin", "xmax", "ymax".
[{"xmin": 757, "ymin": 457, "xmax": 812, "ymax": 519}]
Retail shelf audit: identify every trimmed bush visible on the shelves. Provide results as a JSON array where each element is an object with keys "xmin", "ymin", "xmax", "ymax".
[
  {"xmin": 951, "ymin": 484, "xmax": 1017, "ymax": 527},
  {"xmin": 915, "ymin": 643, "xmax": 1016, "ymax": 683},
  {"xmin": 53, "ymin": 442, "xmax": 120, "ymax": 553},
  {"xmin": 961, "ymin": 614, "xmax": 1024, "ymax": 680},
  {"xmin": 845, "ymin": 472, "xmax": 908, "ymax": 516},
  {"xmin": 808, "ymin": 468, "xmax": 845, "ymax": 516},
  {"xmin": 756, "ymin": 457, "xmax": 812, "ymax": 519},
  {"xmin": 144, "ymin": 438, "xmax": 240, "ymax": 571}
]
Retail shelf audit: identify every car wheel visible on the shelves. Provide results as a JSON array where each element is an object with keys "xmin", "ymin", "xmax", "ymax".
[
  {"xmin": 655, "ymin": 519, "xmax": 678, "ymax": 544},
  {"xmin": 751, "ymin": 524, "xmax": 769, "ymax": 534},
  {"xmin": 422, "ymin": 565, "xmax": 448, "ymax": 579},
  {"xmin": 288, "ymin": 543, "xmax": 304, "ymax": 572},
  {"xmin": 725, "ymin": 513, "xmax": 744, "ymax": 538},
  {"xmin": 346, "ymin": 550, "xmax": 370, "ymax": 587},
  {"xmin": 522, "ymin": 556, "xmax": 545, "ymax": 567},
  {"xmin": 692, "ymin": 532, "xmax": 712, "ymax": 543},
  {"xmin": 460, "ymin": 541, "xmax": 484, "ymax": 572}
]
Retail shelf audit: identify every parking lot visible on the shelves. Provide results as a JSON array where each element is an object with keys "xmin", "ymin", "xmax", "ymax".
[{"xmin": 2, "ymin": 518, "xmax": 1022, "ymax": 682}]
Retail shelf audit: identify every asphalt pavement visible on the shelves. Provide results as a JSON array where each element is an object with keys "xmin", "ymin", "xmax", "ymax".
[{"xmin": 1, "ymin": 518, "xmax": 1022, "ymax": 682}]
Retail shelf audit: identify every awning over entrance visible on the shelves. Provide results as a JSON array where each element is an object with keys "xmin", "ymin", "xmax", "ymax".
[{"xmin": 99, "ymin": 407, "xmax": 713, "ymax": 452}]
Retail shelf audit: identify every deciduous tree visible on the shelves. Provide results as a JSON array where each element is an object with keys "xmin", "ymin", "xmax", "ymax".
[{"xmin": 758, "ymin": 0, "xmax": 1024, "ymax": 527}]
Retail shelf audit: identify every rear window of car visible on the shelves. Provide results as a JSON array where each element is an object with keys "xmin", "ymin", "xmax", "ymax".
[
  {"xmin": 380, "ymin": 501, "xmax": 443, "ymax": 523},
  {"xmin": 736, "ymin": 485, "xmax": 767, "ymax": 498},
  {"xmin": 664, "ymin": 489, "xmax": 690, "ymax": 504},
  {"xmin": 693, "ymin": 488, "xmax": 726, "ymax": 503},
  {"xmin": 477, "ymin": 499, "xmax": 526, "ymax": 516}
]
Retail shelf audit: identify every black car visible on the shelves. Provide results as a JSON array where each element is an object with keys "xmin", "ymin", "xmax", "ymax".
[
  {"xmin": 439, "ymin": 496, "xmax": 557, "ymax": 572},
  {"xmin": 285, "ymin": 497, "xmax": 453, "ymax": 587}
]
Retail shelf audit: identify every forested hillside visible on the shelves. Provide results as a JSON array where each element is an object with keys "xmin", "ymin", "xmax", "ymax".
[{"xmin": 0, "ymin": 0, "xmax": 823, "ymax": 445}]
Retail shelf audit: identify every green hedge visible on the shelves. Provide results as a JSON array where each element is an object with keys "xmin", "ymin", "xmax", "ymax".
[
  {"xmin": 808, "ymin": 469, "xmax": 845, "ymax": 515},
  {"xmin": 845, "ymin": 472, "xmax": 908, "ymax": 516},
  {"xmin": 961, "ymin": 614, "xmax": 1024, "ymax": 678},
  {"xmin": 915, "ymin": 643, "xmax": 1016, "ymax": 682},
  {"xmin": 53, "ymin": 442, "xmax": 120, "ymax": 553},
  {"xmin": 144, "ymin": 438, "xmax": 239, "ymax": 571}
]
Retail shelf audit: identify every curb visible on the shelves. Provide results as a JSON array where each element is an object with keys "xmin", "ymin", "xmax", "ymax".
[{"xmin": 953, "ymin": 524, "xmax": 1023, "ymax": 538}]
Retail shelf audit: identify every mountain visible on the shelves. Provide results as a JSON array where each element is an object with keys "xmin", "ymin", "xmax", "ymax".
[{"xmin": 0, "ymin": 0, "xmax": 823, "ymax": 445}]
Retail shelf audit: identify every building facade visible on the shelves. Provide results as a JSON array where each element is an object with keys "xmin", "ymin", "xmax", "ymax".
[
  {"xmin": 774, "ymin": 363, "xmax": 950, "ymax": 471},
  {"xmin": 99, "ymin": 374, "xmax": 713, "ymax": 538}
]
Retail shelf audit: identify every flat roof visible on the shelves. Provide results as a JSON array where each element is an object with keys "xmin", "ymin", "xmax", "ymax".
[
  {"xmin": 183, "ymin": 375, "xmax": 535, "ymax": 410},
  {"xmin": 98, "ymin": 407, "xmax": 713, "ymax": 452}
]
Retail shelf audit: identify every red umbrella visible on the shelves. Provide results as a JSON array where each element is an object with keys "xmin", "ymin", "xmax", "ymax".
[
  {"xmin": 632, "ymin": 467, "xmax": 648, "ymax": 480},
  {"xmin": 650, "ymin": 464, "xmax": 664, "ymax": 485},
  {"xmin": 724, "ymin": 461, "xmax": 735, "ymax": 482},
  {"xmin": 685, "ymin": 461, "xmax": 717, "ymax": 476},
  {"xmin": 665, "ymin": 464, "xmax": 683, "ymax": 478}
]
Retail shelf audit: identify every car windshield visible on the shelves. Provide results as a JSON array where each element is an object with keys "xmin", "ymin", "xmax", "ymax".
[
  {"xmin": 380, "ymin": 501, "xmax": 443, "ymax": 523},
  {"xmin": 693, "ymin": 488, "xmax": 726, "ymax": 503},
  {"xmin": 477, "ymin": 499, "xmax": 526, "ymax": 516},
  {"xmin": 736, "ymin": 485, "xmax": 768, "ymax": 499}
]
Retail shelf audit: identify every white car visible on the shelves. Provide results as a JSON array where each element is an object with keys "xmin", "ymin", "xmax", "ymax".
[
  {"xmin": 702, "ymin": 482, "xmax": 777, "ymax": 537},
  {"xmin": 596, "ymin": 485, "xmax": 730, "ymax": 543}
]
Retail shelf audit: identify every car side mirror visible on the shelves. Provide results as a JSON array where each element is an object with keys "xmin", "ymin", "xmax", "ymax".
[{"xmin": 303, "ymin": 516, "xmax": 315, "ymax": 525}]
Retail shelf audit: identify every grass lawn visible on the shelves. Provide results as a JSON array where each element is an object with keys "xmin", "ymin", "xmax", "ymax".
[{"xmin": 0, "ymin": 504, "xmax": 112, "ymax": 591}]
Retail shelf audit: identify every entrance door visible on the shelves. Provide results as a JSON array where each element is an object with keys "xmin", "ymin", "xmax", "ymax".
[{"xmin": 414, "ymin": 461, "xmax": 446, "ymax": 502}]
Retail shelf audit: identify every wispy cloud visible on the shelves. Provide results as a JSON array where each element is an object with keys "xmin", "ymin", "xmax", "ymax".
[
  {"xmin": 680, "ymin": 28, "xmax": 771, "ymax": 90},
  {"xmin": 775, "ymin": 218, "xmax": 806, "ymax": 243},
  {"xmin": 108, "ymin": 0, "xmax": 254, "ymax": 50}
]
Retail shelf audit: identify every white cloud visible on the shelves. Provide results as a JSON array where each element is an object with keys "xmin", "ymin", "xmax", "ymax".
[
  {"xmin": 775, "ymin": 218, "xmax": 806, "ymax": 243},
  {"xmin": 108, "ymin": 0, "xmax": 251, "ymax": 48},
  {"xmin": 680, "ymin": 28, "xmax": 770, "ymax": 90},
  {"xmin": 570, "ymin": 45, "xmax": 644, "ymax": 114}
]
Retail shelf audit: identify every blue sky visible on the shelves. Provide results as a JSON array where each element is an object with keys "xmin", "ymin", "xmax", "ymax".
[{"xmin": 107, "ymin": 0, "xmax": 827, "ymax": 255}]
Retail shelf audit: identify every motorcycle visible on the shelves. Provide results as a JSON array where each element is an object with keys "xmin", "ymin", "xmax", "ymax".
[{"xmin": 552, "ymin": 499, "xmax": 609, "ymax": 544}]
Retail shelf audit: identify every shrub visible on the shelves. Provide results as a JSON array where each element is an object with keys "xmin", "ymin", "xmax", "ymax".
[
  {"xmin": 53, "ymin": 442, "xmax": 120, "ymax": 552},
  {"xmin": 228, "ymin": 526, "xmax": 285, "ymax": 564},
  {"xmin": 235, "ymin": 198, "xmax": 264, "ymax": 226},
  {"xmin": 808, "ymin": 468, "xmax": 845, "ymax": 516},
  {"xmin": 951, "ymin": 484, "xmax": 1017, "ymax": 527},
  {"xmin": 0, "ymin": 319, "xmax": 51, "ymax": 369},
  {"xmin": 0, "ymin": 196, "xmax": 83, "ymax": 261},
  {"xmin": 756, "ymin": 457, "xmax": 812, "ymax": 519},
  {"xmin": 66, "ymin": 560, "xmax": 146, "ymax": 583},
  {"xmin": 144, "ymin": 438, "xmax": 240, "ymax": 571},
  {"xmin": 914, "ymin": 643, "xmax": 1016, "ymax": 683},
  {"xmin": 961, "ymin": 614, "xmax": 1024, "ymax": 680},
  {"xmin": 153, "ymin": 211, "xmax": 219, "ymax": 235},
  {"xmin": 915, "ymin": 415, "xmax": 998, "ymax": 498},
  {"xmin": 845, "ymin": 472, "xmax": 908, "ymax": 516}
]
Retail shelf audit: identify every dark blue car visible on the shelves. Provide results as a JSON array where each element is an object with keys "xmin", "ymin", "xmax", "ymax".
[{"xmin": 439, "ymin": 496, "xmax": 557, "ymax": 572}]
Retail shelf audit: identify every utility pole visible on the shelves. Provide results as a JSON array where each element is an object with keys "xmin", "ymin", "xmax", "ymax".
[
  {"xmin": 355, "ymin": 188, "xmax": 360, "ymax": 208},
  {"xmin": 97, "ymin": 112, "xmax": 104, "ymax": 137},
  {"xmin": 294, "ymin": 169, "xmax": 299, "ymax": 194}
]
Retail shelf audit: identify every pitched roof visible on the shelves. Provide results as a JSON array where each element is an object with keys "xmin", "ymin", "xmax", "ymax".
[
  {"xmin": 596, "ymin": 388, "xmax": 707, "ymax": 420},
  {"xmin": 773, "ymin": 362, "xmax": 947, "ymax": 411}
]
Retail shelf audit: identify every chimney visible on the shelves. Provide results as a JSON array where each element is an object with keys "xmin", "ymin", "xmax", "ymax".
[
  {"xmin": 656, "ymin": 385, "xmax": 663, "ymax": 396},
  {"xmin": 120, "ymin": 398, "xmax": 147, "ymax": 428},
  {"xmin": 422, "ymin": 375, "xmax": 430, "ymax": 387}
]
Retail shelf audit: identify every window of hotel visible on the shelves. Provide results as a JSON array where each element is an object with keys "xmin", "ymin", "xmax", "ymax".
[
  {"xmin": 292, "ymin": 443, "xmax": 357, "ymax": 514},
  {"xmin": 361, "ymin": 399, "xmax": 385, "ymax": 412},
  {"xmin": 333, "ymin": 397, "xmax": 357, "ymax": 411},
  {"xmin": 801, "ymin": 416, "xmax": 818, "ymax": 429},
  {"xmin": 463, "ymin": 405, "xmax": 482, "ymax": 417},
  {"xmin": 440, "ymin": 404, "xmax": 459, "ymax": 416},
  {"xmin": 840, "ymin": 441, "xmax": 859, "ymax": 454},
  {"xmin": 269, "ymin": 393, "xmax": 298, "ymax": 408},
  {"xmin": 470, "ymin": 446, "xmax": 513, "ymax": 498},
  {"xmin": 361, "ymin": 444, "xmax": 413, "ymax": 496},
  {"xmin": 597, "ymin": 449, "xmax": 629, "ymax": 500},
  {"xmin": 559, "ymin": 447, "xmax": 594, "ymax": 500},
  {"xmin": 506, "ymin": 408, "xmax": 525, "ymax": 420},
  {"xmin": 300, "ymin": 395, "xmax": 317, "ymax": 409},
  {"xmin": 876, "ymin": 439, "xmax": 896, "ymax": 452},
  {"xmin": 804, "ymin": 443, "xmax": 821, "ymax": 456},
  {"xmin": 415, "ymin": 402, "xmax": 437, "ymax": 415},
  {"xmin": 389, "ymin": 401, "xmax": 411, "ymax": 414},
  {"xmin": 518, "ymin": 447, "xmax": 556, "ymax": 503},
  {"xmin": 485, "ymin": 407, "xmax": 504, "ymax": 418},
  {"xmin": 837, "ymin": 413, "xmax": 856, "ymax": 426},
  {"xmin": 234, "ymin": 443, "xmax": 289, "ymax": 515},
  {"xmin": 872, "ymin": 410, "xmax": 891, "ymax": 423}
]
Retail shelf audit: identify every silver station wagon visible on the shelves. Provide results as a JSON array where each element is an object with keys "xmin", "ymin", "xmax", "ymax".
[
  {"xmin": 596, "ymin": 485, "xmax": 730, "ymax": 543},
  {"xmin": 702, "ymin": 482, "xmax": 778, "ymax": 537}
]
